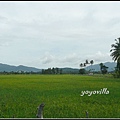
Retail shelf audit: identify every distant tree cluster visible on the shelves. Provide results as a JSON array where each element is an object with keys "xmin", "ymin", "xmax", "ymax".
[
  {"xmin": 79, "ymin": 59, "xmax": 94, "ymax": 74},
  {"xmin": 42, "ymin": 67, "xmax": 62, "ymax": 74},
  {"xmin": 99, "ymin": 63, "xmax": 108, "ymax": 74}
]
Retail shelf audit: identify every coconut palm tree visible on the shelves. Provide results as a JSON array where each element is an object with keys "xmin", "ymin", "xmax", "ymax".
[
  {"xmin": 99, "ymin": 63, "xmax": 104, "ymax": 72},
  {"xmin": 83, "ymin": 63, "xmax": 86, "ymax": 67},
  {"xmin": 90, "ymin": 60, "xmax": 94, "ymax": 72},
  {"xmin": 110, "ymin": 38, "xmax": 120, "ymax": 75},
  {"xmin": 85, "ymin": 59, "xmax": 89, "ymax": 64},
  {"xmin": 80, "ymin": 63, "xmax": 83, "ymax": 68}
]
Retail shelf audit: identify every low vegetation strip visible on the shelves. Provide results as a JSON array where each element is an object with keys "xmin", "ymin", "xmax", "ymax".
[{"xmin": 0, "ymin": 75, "xmax": 120, "ymax": 118}]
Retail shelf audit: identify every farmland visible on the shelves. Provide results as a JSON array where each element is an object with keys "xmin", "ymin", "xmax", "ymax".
[{"xmin": 0, "ymin": 74, "xmax": 120, "ymax": 118}]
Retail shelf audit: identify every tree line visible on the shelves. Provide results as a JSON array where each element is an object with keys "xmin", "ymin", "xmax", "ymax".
[
  {"xmin": 79, "ymin": 60, "xmax": 109, "ymax": 75},
  {"xmin": 78, "ymin": 37, "xmax": 120, "ymax": 78},
  {"xmin": 42, "ymin": 67, "xmax": 62, "ymax": 74}
]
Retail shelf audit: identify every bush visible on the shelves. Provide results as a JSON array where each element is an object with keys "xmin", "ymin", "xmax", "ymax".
[
  {"xmin": 112, "ymin": 70, "xmax": 120, "ymax": 78},
  {"xmin": 79, "ymin": 68, "xmax": 86, "ymax": 74}
]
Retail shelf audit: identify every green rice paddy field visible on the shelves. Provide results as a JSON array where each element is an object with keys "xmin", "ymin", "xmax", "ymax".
[{"xmin": 0, "ymin": 74, "xmax": 120, "ymax": 118}]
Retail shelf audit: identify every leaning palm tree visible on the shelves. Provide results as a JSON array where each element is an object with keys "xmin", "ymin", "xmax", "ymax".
[{"xmin": 110, "ymin": 38, "xmax": 120, "ymax": 75}]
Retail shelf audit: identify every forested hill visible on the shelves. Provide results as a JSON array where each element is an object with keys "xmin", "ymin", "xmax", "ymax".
[
  {"xmin": 0, "ymin": 62, "xmax": 116, "ymax": 73},
  {"xmin": 85, "ymin": 62, "xmax": 116, "ymax": 72},
  {"xmin": 0, "ymin": 63, "xmax": 41, "ymax": 72}
]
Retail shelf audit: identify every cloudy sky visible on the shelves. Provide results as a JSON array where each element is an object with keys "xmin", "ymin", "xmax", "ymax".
[{"xmin": 0, "ymin": 1, "xmax": 120, "ymax": 69}]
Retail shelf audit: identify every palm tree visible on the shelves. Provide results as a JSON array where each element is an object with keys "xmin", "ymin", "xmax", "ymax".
[
  {"xmin": 84, "ymin": 63, "xmax": 86, "ymax": 67},
  {"xmin": 85, "ymin": 59, "xmax": 89, "ymax": 64},
  {"xmin": 99, "ymin": 63, "xmax": 104, "ymax": 71},
  {"xmin": 80, "ymin": 63, "xmax": 83, "ymax": 68},
  {"xmin": 85, "ymin": 60, "xmax": 89, "ymax": 72},
  {"xmin": 110, "ymin": 38, "xmax": 120, "ymax": 74},
  {"xmin": 90, "ymin": 60, "xmax": 94, "ymax": 72}
]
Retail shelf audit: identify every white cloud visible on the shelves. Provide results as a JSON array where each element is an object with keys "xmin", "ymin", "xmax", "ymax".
[
  {"xmin": 41, "ymin": 52, "xmax": 55, "ymax": 64},
  {"xmin": 86, "ymin": 51, "xmax": 112, "ymax": 64},
  {"xmin": 61, "ymin": 53, "xmax": 79, "ymax": 63},
  {"xmin": 0, "ymin": 1, "xmax": 119, "ymax": 68}
]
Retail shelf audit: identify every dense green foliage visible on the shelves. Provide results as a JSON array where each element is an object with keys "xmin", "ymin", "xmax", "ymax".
[
  {"xmin": 99, "ymin": 63, "xmax": 108, "ymax": 74},
  {"xmin": 79, "ymin": 68, "xmax": 86, "ymax": 74},
  {"xmin": 42, "ymin": 67, "xmax": 62, "ymax": 74},
  {"xmin": 0, "ymin": 75, "xmax": 120, "ymax": 118},
  {"xmin": 110, "ymin": 38, "xmax": 120, "ymax": 77}
]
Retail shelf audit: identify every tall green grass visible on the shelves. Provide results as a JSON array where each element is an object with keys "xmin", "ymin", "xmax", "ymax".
[{"xmin": 0, "ymin": 74, "xmax": 120, "ymax": 118}]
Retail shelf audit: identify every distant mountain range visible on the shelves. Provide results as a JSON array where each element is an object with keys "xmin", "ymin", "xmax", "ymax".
[
  {"xmin": 60, "ymin": 62, "xmax": 116, "ymax": 73},
  {"xmin": 0, "ymin": 63, "xmax": 41, "ymax": 72},
  {"xmin": 0, "ymin": 62, "xmax": 117, "ymax": 73},
  {"xmin": 85, "ymin": 62, "xmax": 117, "ymax": 72}
]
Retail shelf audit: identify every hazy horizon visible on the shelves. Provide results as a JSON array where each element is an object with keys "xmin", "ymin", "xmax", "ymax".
[{"xmin": 0, "ymin": 61, "xmax": 116, "ymax": 70}]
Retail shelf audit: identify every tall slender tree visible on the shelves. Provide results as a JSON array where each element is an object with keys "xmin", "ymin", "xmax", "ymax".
[
  {"xmin": 90, "ymin": 60, "xmax": 94, "ymax": 71},
  {"xmin": 80, "ymin": 63, "xmax": 83, "ymax": 68},
  {"xmin": 110, "ymin": 37, "xmax": 120, "ymax": 76},
  {"xmin": 79, "ymin": 63, "xmax": 86, "ymax": 74},
  {"xmin": 83, "ymin": 63, "xmax": 86, "ymax": 67},
  {"xmin": 85, "ymin": 59, "xmax": 89, "ymax": 64},
  {"xmin": 99, "ymin": 63, "xmax": 104, "ymax": 71}
]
